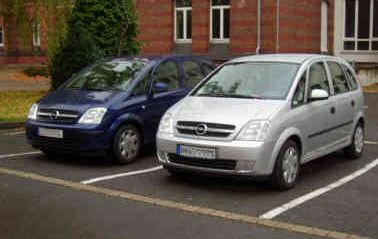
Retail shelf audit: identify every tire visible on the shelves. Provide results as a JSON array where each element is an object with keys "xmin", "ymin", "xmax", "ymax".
[
  {"xmin": 344, "ymin": 122, "xmax": 364, "ymax": 159},
  {"xmin": 40, "ymin": 148, "xmax": 57, "ymax": 158},
  {"xmin": 270, "ymin": 140, "xmax": 300, "ymax": 190},
  {"xmin": 112, "ymin": 124, "xmax": 142, "ymax": 164}
]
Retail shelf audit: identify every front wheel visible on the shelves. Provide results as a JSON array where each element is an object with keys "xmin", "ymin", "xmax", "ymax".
[
  {"xmin": 112, "ymin": 125, "xmax": 142, "ymax": 164},
  {"xmin": 344, "ymin": 123, "xmax": 364, "ymax": 159},
  {"xmin": 270, "ymin": 140, "xmax": 300, "ymax": 190}
]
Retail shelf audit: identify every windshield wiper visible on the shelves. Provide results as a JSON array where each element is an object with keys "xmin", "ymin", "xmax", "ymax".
[{"xmin": 196, "ymin": 92, "xmax": 227, "ymax": 98}]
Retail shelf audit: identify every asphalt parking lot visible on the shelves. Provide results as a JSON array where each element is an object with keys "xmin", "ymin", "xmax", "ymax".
[{"xmin": 0, "ymin": 93, "xmax": 377, "ymax": 239}]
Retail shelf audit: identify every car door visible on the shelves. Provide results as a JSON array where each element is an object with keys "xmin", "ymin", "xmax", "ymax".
[
  {"xmin": 326, "ymin": 61, "xmax": 355, "ymax": 143},
  {"xmin": 143, "ymin": 59, "xmax": 188, "ymax": 141},
  {"xmin": 302, "ymin": 60, "xmax": 339, "ymax": 157}
]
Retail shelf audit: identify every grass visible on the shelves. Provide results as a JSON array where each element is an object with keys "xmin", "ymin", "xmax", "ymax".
[
  {"xmin": 0, "ymin": 91, "xmax": 47, "ymax": 123},
  {"xmin": 363, "ymin": 83, "xmax": 378, "ymax": 93}
]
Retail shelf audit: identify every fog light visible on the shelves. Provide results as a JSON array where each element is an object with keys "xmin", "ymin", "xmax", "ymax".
[
  {"xmin": 157, "ymin": 150, "xmax": 169, "ymax": 163},
  {"xmin": 235, "ymin": 161, "xmax": 255, "ymax": 173}
]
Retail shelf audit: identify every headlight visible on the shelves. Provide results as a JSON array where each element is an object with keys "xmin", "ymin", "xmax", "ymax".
[
  {"xmin": 78, "ymin": 107, "xmax": 107, "ymax": 125},
  {"xmin": 237, "ymin": 120, "xmax": 271, "ymax": 141},
  {"xmin": 28, "ymin": 103, "xmax": 38, "ymax": 120},
  {"xmin": 158, "ymin": 113, "xmax": 173, "ymax": 134}
]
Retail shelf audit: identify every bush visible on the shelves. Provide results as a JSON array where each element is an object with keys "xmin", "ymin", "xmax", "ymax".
[
  {"xmin": 23, "ymin": 66, "xmax": 50, "ymax": 78},
  {"xmin": 49, "ymin": 26, "xmax": 104, "ymax": 89}
]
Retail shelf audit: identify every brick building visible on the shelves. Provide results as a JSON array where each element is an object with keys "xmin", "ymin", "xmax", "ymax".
[{"xmin": 0, "ymin": 0, "xmax": 377, "ymax": 83}]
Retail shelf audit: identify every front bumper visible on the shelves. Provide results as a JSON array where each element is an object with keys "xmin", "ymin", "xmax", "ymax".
[
  {"xmin": 156, "ymin": 133, "xmax": 276, "ymax": 176},
  {"xmin": 25, "ymin": 120, "xmax": 110, "ymax": 155}
]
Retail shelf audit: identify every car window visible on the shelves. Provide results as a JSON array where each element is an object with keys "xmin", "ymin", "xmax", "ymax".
[
  {"xmin": 182, "ymin": 60, "xmax": 205, "ymax": 88},
  {"xmin": 193, "ymin": 62, "xmax": 299, "ymax": 100},
  {"xmin": 342, "ymin": 64, "xmax": 358, "ymax": 90},
  {"xmin": 132, "ymin": 69, "xmax": 151, "ymax": 96},
  {"xmin": 65, "ymin": 60, "xmax": 147, "ymax": 91},
  {"xmin": 292, "ymin": 73, "xmax": 306, "ymax": 108},
  {"xmin": 308, "ymin": 62, "xmax": 330, "ymax": 97},
  {"xmin": 153, "ymin": 60, "xmax": 180, "ymax": 91},
  {"xmin": 201, "ymin": 62, "xmax": 214, "ymax": 76},
  {"xmin": 328, "ymin": 61, "xmax": 350, "ymax": 94}
]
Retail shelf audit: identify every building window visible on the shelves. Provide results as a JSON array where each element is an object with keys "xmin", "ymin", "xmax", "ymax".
[
  {"xmin": 33, "ymin": 22, "xmax": 41, "ymax": 47},
  {"xmin": 175, "ymin": 0, "xmax": 192, "ymax": 43},
  {"xmin": 211, "ymin": 0, "xmax": 230, "ymax": 43},
  {"xmin": 0, "ymin": 26, "xmax": 4, "ymax": 47},
  {"xmin": 343, "ymin": 0, "xmax": 378, "ymax": 51}
]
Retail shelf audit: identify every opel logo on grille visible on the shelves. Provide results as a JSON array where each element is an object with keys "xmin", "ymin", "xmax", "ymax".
[
  {"xmin": 50, "ymin": 110, "xmax": 60, "ymax": 120},
  {"xmin": 195, "ymin": 124, "xmax": 208, "ymax": 136}
]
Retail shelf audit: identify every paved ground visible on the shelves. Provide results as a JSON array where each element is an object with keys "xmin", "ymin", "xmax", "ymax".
[
  {"xmin": 0, "ymin": 66, "xmax": 50, "ymax": 91},
  {"xmin": 0, "ymin": 93, "xmax": 377, "ymax": 239}
]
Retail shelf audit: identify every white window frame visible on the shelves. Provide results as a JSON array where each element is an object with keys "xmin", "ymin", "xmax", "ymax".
[
  {"xmin": 342, "ymin": 0, "xmax": 378, "ymax": 52},
  {"xmin": 33, "ymin": 23, "xmax": 41, "ymax": 47},
  {"xmin": 210, "ymin": 1, "xmax": 230, "ymax": 43},
  {"xmin": 0, "ymin": 25, "xmax": 4, "ymax": 47},
  {"xmin": 174, "ymin": 2, "xmax": 192, "ymax": 44},
  {"xmin": 321, "ymin": 1, "xmax": 328, "ymax": 52}
]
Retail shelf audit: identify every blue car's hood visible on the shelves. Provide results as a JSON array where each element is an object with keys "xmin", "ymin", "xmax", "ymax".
[{"xmin": 38, "ymin": 89, "xmax": 123, "ymax": 112}]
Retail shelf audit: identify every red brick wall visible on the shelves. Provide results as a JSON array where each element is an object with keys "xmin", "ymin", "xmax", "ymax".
[
  {"xmin": 230, "ymin": 0, "xmax": 258, "ymax": 55},
  {"xmin": 261, "ymin": 0, "xmax": 277, "ymax": 53},
  {"xmin": 192, "ymin": 0, "xmax": 210, "ymax": 54},
  {"xmin": 277, "ymin": 0, "xmax": 334, "ymax": 54},
  {"xmin": 136, "ymin": 0, "xmax": 173, "ymax": 54}
]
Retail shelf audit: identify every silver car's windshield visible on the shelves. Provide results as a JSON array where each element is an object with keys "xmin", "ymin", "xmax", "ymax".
[
  {"xmin": 193, "ymin": 62, "xmax": 300, "ymax": 100},
  {"xmin": 65, "ymin": 59, "xmax": 148, "ymax": 91}
]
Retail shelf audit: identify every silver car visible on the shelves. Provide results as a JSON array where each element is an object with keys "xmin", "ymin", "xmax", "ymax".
[{"xmin": 156, "ymin": 54, "xmax": 365, "ymax": 190}]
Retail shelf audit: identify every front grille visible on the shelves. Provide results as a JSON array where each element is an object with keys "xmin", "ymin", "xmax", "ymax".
[
  {"xmin": 168, "ymin": 154, "xmax": 236, "ymax": 170},
  {"xmin": 176, "ymin": 121, "xmax": 235, "ymax": 138},
  {"xmin": 37, "ymin": 108, "xmax": 79, "ymax": 124},
  {"xmin": 31, "ymin": 137, "xmax": 82, "ymax": 150}
]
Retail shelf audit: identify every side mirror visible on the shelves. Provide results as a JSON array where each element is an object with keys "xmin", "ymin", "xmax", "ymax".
[
  {"xmin": 310, "ymin": 89, "xmax": 329, "ymax": 101},
  {"xmin": 152, "ymin": 82, "xmax": 169, "ymax": 94}
]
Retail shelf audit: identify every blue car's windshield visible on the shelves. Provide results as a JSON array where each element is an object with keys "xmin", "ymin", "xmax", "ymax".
[
  {"xmin": 65, "ymin": 59, "xmax": 148, "ymax": 91},
  {"xmin": 193, "ymin": 62, "xmax": 300, "ymax": 100}
]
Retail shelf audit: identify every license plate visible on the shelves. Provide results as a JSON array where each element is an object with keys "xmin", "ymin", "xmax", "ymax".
[
  {"xmin": 177, "ymin": 145, "xmax": 216, "ymax": 160},
  {"xmin": 38, "ymin": 127, "xmax": 63, "ymax": 139}
]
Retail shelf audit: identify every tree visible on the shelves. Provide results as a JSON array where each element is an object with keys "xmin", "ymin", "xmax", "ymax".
[
  {"xmin": 49, "ymin": 24, "xmax": 104, "ymax": 89},
  {"xmin": 0, "ymin": 0, "xmax": 73, "ymax": 58},
  {"xmin": 70, "ymin": 0, "xmax": 140, "ymax": 57}
]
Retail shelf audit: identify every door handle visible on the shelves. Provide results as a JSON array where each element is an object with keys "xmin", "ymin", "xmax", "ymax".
[
  {"xmin": 351, "ymin": 100, "xmax": 355, "ymax": 107},
  {"xmin": 330, "ymin": 107, "xmax": 336, "ymax": 114},
  {"xmin": 141, "ymin": 105, "xmax": 146, "ymax": 110}
]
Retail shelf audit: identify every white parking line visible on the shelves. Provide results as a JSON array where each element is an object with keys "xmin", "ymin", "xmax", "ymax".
[
  {"xmin": 0, "ymin": 151, "xmax": 42, "ymax": 159},
  {"xmin": 5, "ymin": 131, "xmax": 26, "ymax": 136},
  {"xmin": 365, "ymin": 140, "xmax": 378, "ymax": 145},
  {"xmin": 81, "ymin": 165, "xmax": 163, "ymax": 185},
  {"xmin": 259, "ymin": 158, "xmax": 378, "ymax": 220}
]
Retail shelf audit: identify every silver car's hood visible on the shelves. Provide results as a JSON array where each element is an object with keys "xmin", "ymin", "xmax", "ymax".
[{"xmin": 171, "ymin": 96, "xmax": 285, "ymax": 127}]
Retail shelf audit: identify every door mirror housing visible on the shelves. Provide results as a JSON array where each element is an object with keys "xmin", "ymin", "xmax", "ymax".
[
  {"xmin": 152, "ymin": 82, "xmax": 169, "ymax": 94},
  {"xmin": 310, "ymin": 89, "xmax": 329, "ymax": 101}
]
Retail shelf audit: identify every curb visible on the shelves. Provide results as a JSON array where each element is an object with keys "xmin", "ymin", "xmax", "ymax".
[{"xmin": 0, "ymin": 122, "xmax": 24, "ymax": 130}]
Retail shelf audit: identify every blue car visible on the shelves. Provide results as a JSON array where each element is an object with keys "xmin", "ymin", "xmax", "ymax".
[{"xmin": 25, "ymin": 56, "xmax": 215, "ymax": 163}]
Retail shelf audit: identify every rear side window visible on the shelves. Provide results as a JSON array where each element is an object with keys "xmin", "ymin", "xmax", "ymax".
[
  {"xmin": 342, "ymin": 65, "xmax": 358, "ymax": 90},
  {"xmin": 308, "ymin": 62, "xmax": 330, "ymax": 95},
  {"xmin": 182, "ymin": 60, "xmax": 205, "ymax": 88},
  {"xmin": 328, "ymin": 62, "xmax": 350, "ymax": 94},
  {"xmin": 153, "ymin": 60, "xmax": 180, "ymax": 91}
]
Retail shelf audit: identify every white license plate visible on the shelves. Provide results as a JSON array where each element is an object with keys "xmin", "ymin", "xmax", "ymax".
[
  {"xmin": 38, "ymin": 127, "xmax": 63, "ymax": 139},
  {"xmin": 177, "ymin": 145, "xmax": 216, "ymax": 160}
]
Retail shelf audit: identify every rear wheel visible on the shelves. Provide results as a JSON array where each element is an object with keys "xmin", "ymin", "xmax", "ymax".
[
  {"xmin": 112, "ymin": 125, "xmax": 141, "ymax": 164},
  {"xmin": 344, "ymin": 122, "xmax": 364, "ymax": 159},
  {"xmin": 270, "ymin": 140, "xmax": 300, "ymax": 190}
]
